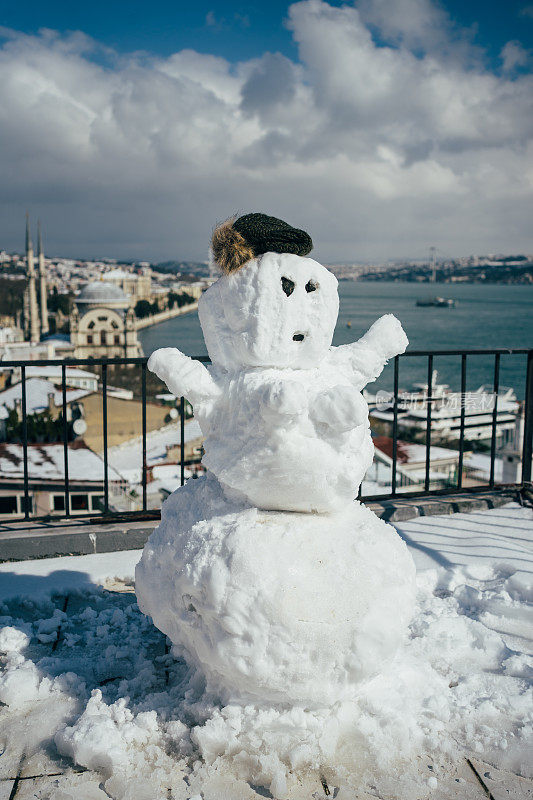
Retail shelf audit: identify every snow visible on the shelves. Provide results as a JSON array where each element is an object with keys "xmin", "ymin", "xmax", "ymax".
[
  {"xmin": 0, "ymin": 441, "xmax": 123, "ymax": 483},
  {"xmin": 107, "ymin": 420, "xmax": 202, "ymax": 483},
  {"xmin": 0, "ymin": 503, "xmax": 531, "ymax": 798},
  {"xmin": 24, "ymin": 365, "xmax": 98, "ymax": 382},
  {"xmin": 374, "ymin": 436, "xmax": 461, "ymax": 465},
  {"xmin": 467, "ymin": 452, "xmax": 504, "ymax": 482},
  {"xmin": 0, "ymin": 550, "xmax": 142, "ymax": 601},
  {"xmin": 136, "ymin": 474, "xmax": 417, "ymax": 706},
  {"xmin": 0, "ymin": 377, "xmax": 91, "ymax": 415},
  {"xmin": 396, "ymin": 503, "xmax": 533, "ymax": 578}
]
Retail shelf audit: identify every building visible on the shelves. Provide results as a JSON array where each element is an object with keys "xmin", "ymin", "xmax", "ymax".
[
  {"xmin": 0, "ymin": 377, "xmax": 91, "ymax": 442},
  {"xmin": 107, "ymin": 419, "xmax": 204, "ymax": 509},
  {"xmin": 0, "ymin": 366, "xmax": 99, "ymax": 393},
  {"xmin": 0, "ymin": 373, "xmax": 170, "ymax": 451},
  {"xmin": 70, "ymin": 282, "xmax": 142, "ymax": 359},
  {"xmin": 369, "ymin": 436, "xmax": 466, "ymax": 492},
  {"xmin": 104, "ymin": 267, "xmax": 152, "ymax": 301},
  {"xmin": 0, "ymin": 441, "xmax": 125, "ymax": 519},
  {"xmin": 0, "ymin": 338, "xmax": 74, "ymax": 364}
]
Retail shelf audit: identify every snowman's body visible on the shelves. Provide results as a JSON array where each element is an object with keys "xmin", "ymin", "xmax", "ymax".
[
  {"xmin": 136, "ymin": 251, "xmax": 416, "ymax": 709},
  {"xmin": 194, "ymin": 365, "xmax": 372, "ymax": 512}
]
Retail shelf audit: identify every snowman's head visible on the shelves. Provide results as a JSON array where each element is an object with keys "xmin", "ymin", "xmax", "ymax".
[{"xmin": 199, "ymin": 252, "xmax": 339, "ymax": 371}]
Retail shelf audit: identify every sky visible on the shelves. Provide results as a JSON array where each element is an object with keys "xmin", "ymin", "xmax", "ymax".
[{"xmin": 0, "ymin": 0, "xmax": 532, "ymax": 262}]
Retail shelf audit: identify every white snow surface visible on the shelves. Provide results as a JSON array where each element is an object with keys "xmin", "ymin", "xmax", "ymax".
[
  {"xmin": 148, "ymin": 253, "xmax": 408, "ymax": 511},
  {"xmin": 107, "ymin": 419, "xmax": 202, "ymax": 484},
  {"xmin": 135, "ymin": 474, "xmax": 417, "ymax": 706},
  {"xmin": 0, "ymin": 503, "xmax": 531, "ymax": 799},
  {"xmin": 0, "ymin": 441, "xmax": 123, "ymax": 482},
  {"xmin": 0, "ymin": 377, "xmax": 91, "ymax": 414}
]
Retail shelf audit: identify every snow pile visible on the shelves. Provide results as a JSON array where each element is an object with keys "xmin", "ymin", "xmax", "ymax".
[
  {"xmin": 136, "ymin": 473, "xmax": 416, "ymax": 705},
  {"xmin": 0, "ymin": 558, "xmax": 531, "ymax": 798}
]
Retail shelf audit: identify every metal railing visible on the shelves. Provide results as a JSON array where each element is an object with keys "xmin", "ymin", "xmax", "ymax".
[
  {"xmin": 0, "ymin": 348, "xmax": 531, "ymax": 525},
  {"xmin": 361, "ymin": 347, "xmax": 532, "ymax": 501}
]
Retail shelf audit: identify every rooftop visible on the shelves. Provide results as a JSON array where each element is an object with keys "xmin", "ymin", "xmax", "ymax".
[
  {"xmin": 107, "ymin": 419, "xmax": 203, "ymax": 483},
  {"xmin": 76, "ymin": 281, "xmax": 129, "ymax": 305},
  {"xmin": 374, "ymin": 435, "xmax": 462, "ymax": 464},
  {"xmin": 0, "ymin": 378, "xmax": 91, "ymax": 415},
  {"xmin": 0, "ymin": 441, "xmax": 123, "ymax": 483}
]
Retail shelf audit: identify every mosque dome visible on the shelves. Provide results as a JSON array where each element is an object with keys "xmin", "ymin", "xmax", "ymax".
[{"xmin": 76, "ymin": 282, "xmax": 130, "ymax": 309}]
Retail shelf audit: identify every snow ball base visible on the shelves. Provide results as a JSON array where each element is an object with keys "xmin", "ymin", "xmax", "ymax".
[{"xmin": 135, "ymin": 474, "xmax": 416, "ymax": 707}]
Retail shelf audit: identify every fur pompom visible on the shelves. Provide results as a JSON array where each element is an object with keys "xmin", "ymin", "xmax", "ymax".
[{"xmin": 211, "ymin": 217, "xmax": 255, "ymax": 274}]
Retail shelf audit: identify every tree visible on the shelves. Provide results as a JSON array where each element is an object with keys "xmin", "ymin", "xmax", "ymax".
[
  {"xmin": 134, "ymin": 300, "xmax": 153, "ymax": 318},
  {"xmin": 48, "ymin": 288, "xmax": 72, "ymax": 314}
]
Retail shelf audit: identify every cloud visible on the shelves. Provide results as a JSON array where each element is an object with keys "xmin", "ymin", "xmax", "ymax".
[
  {"xmin": 501, "ymin": 40, "xmax": 530, "ymax": 73},
  {"xmin": 0, "ymin": 2, "xmax": 532, "ymax": 262},
  {"xmin": 519, "ymin": 5, "xmax": 533, "ymax": 19},
  {"xmin": 240, "ymin": 53, "xmax": 298, "ymax": 117}
]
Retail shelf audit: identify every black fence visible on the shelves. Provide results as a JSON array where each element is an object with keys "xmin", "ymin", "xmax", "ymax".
[{"xmin": 0, "ymin": 348, "xmax": 531, "ymax": 524}]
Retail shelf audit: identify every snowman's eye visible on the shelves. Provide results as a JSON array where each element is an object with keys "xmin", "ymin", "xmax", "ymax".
[
  {"xmin": 305, "ymin": 280, "xmax": 318, "ymax": 293},
  {"xmin": 281, "ymin": 277, "xmax": 295, "ymax": 297}
]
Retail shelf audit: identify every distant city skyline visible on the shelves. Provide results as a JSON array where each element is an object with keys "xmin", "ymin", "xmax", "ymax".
[{"xmin": 0, "ymin": 0, "xmax": 532, "ymax": 261}]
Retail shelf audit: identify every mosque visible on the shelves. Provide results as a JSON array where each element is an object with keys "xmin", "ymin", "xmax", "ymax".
[
  {"xmin": 70, "ymin": 282, "xmax": 142, "ymax": 359},
  {"xmin": 23, "ymin": 216, "xmax": 142, "ymax": 359}
]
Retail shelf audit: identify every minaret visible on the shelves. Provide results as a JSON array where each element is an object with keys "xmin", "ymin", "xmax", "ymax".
[
  {"xmin": 25, "ymin": 213, "xmax": 40, "ymax": 344},
  {"xmin": 37, "ymin": 220, "xmax": 49, "ymax": 335}
]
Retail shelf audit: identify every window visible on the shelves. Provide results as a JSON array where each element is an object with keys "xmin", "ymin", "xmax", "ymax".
[
  {"xmin": 0, "ymin": 496, "xmax": 17, "ymax": 514},
  {"xmin": 87, "ymin": 335, "xmax": 93, "ymax": 344},
  {"xmin": 111, "ymin": 320, "xmax": 119, "ymax": 329},
  {"xmin": 90, "ymin": 495, "xmax": 104, "ymax": 511},
  {"xmin": 52, "ymin": 494, "xmax": 65, "ymax": 511},
  {"xmin": 97, "ymin": 315, "xmax": 108, "ymax": 322},
  {"xmin": 88, "ymin": 320, "xmax": 95, "ymax": 329},
  {"xmin": 100, "ymin": 331, "xmax": 107, "ymax": 346},
  {"xmin": 114, "ymin": 335, "xmax": 120, "ymax": 345},
  {"xmin": 71, "ymin": 494, "xmax": 89, "ymax": 511}
]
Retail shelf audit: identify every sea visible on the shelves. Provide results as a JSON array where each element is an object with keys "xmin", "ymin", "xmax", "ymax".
[{"xmin": 139, "ymin": 282, "xmax": 533, "ymax": 400}]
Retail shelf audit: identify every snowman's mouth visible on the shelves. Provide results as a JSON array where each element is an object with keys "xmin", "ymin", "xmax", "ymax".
[{"xmin": 292, "ymin": 333, "xmax": 305, "ymax": 342}]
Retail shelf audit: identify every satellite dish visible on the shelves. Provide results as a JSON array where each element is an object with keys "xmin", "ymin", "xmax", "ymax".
[
  {"xmin": 72, "ymin": 418, "xmax": 87, "ymax": 436},
  {"xmin": 169, "ymin": 407, "xmax": 179, "ymax": 420}
]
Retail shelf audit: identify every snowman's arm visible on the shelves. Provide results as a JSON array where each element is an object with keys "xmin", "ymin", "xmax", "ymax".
[
  {"xmin": 330, "ymin": 315, "xmax": 408, "ymax": 390},
  {"xmin": 147, "ymin": 348, "xmax": 220, "ymax": 406}
]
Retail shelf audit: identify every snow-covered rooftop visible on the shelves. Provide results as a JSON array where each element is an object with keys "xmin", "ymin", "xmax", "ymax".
[
  {"xmin": 22, "ymin": 366, "xmax": 98, "ymax": 382},
  {"xmin": 0, "ymin": 378, "xmax": 91, "ymax": 415},
  {"xmin": 104, "ymin": 269, "xmax": 132, "ymax": 280},
  {"xmin": 0, "ymin": 442, "xmax": 123, "ymax": 483},
  {"xmin": 107, "ymin": 420, "xmax": 203, "ymax": 482},
  {"xmin": 374, "ymin": 436, "xmax": 462, "ymax": 464}
]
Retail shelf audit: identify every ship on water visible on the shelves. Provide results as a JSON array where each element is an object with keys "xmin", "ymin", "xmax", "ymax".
[
  {"xmin": 416, "ymin": 296, "xmax": 456, "ymax": 307},
  {"xmin": 369, "ymin": 371, "xmax": 519, "ymax": 446}
]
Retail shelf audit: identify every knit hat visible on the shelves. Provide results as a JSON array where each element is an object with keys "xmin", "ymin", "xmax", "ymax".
[{"xmin": 211, "ymin": 213, "xmax": 313, "ymax": 274}]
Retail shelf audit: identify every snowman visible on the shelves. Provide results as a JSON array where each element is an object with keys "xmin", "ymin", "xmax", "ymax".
[{"xmin": 136, "ymin": 214, "xmax": 416, "ymax": 709}]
